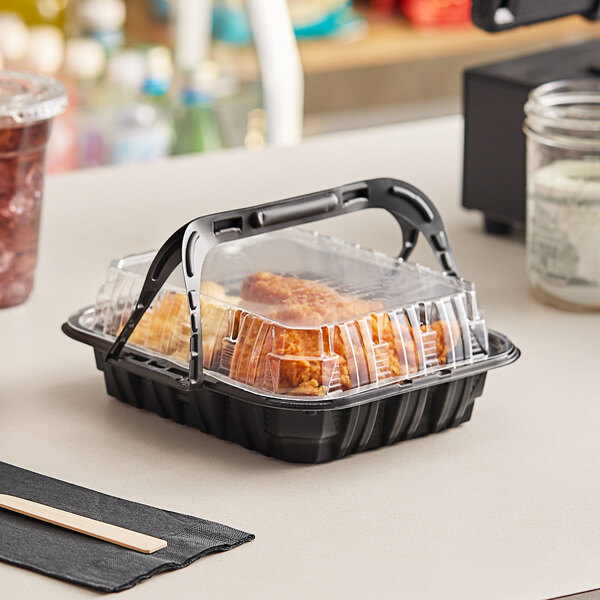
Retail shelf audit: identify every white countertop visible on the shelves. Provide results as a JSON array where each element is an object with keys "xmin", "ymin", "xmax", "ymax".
[{"xmin": 1, "ymin": 116, "xmax": 599, "ymax": 600}]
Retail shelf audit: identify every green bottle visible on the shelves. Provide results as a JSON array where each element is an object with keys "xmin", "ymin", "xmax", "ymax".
[{"xmin": 174, "ymin": 64, "xmax": 223, "ymax": 155}]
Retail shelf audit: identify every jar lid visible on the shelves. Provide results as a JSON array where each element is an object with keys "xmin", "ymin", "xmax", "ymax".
[
  {"xmin": 525, "ymin": 79, "xmax": 600, "ymax": 131},
  {"xmin": 0, "ymin": 70, "xmax": 67, "ymax": 125}
]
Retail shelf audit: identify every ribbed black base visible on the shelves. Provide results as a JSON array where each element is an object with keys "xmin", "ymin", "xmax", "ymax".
[{"xmin": 95, "ymin": 349, "xmax": 486, "ymax": 463}]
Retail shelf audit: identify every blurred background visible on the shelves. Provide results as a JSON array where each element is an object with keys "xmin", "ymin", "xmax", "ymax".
[{"xmin": 2, "ymin": 0, "xmax": 600, "ymax": 174}]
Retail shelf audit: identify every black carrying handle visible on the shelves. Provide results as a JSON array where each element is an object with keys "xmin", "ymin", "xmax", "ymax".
[{"xmin": 107, "ymin": 178, "xmax": 459, "ymax": 390}]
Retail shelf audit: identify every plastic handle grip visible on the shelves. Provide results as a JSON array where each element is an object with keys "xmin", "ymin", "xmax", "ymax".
[{"xmin": 106, "ymin": 178, "xmax": 459, "ymax": 390}]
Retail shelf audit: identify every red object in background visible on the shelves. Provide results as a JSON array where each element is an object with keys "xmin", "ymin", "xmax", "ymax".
[
  {"xmin": 400, "ymin": 0, "xmax": 471, "ymax": 27},
  {"xmin": 369, "ymin": 0, "xmax": 400, "ymax": 14}
]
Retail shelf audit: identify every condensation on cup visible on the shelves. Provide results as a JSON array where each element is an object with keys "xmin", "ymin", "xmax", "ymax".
[{"xmin": 0, "ymin": 71, "xmax": 67, "ymax": 309}]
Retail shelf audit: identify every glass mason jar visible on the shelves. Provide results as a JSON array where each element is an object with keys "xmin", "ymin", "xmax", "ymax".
[{"xmin": 524, "ymin": 79, "xmax": 600, "ymax": 311}]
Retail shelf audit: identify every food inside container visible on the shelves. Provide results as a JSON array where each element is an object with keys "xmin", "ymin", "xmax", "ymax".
[
  {"xmin": 64, "ymin": 178, "xmax": 519, "ymax": 463},
  {"xmin": 90, "ymin": 228, "xmax": 488, "ymax": 398}
]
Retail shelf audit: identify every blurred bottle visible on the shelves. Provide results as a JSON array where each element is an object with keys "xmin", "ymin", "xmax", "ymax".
[
  {"xmin": 107, "ymin": 103, "xmax": 172, "ymax": 165},
  {"xmin": 76, "ymin": 48, "xmax": 145, "ymax": 168},
  {"xmin": 0, "ymin": 0, "xmax": 69, "ymax": 28},
  {"xmin": 105, "ymin": 49, "xmax": 147, "ymax": 101},
  {"xmin": 75, "ymin": 50, "xmax": 130, "ymax": 167},
  {"xmin": 0, "ymin": 13, "xmax": 30, "ymax": 68},
  {"xmin": 63, "ymin": 37, "xmax": 106, "ymax": 107},
  {"xmin": 141, "ymin": 46, "xmax": 174, "ymax": 110},
  {"xmin": 173, "ymin": 62, "xmax": 224, "ymax": 155},
  {"xmin": 78, "ymin": 47, "xmax": 172, "ymax": 167},
  {"xmin": 52, "ymin": 37, "xmax": 106, "ymax": 172},
  {"xmin": 137, "ymin": 46, "xmax": 175, "ymax": 158},
  {"xmin": 20, "ymin": 23, "xmax": 77, "ymax": 173},
  {"xmin": 24, "ymin": 24, "xmax": 64, "ymax": 75},
  {"xmin": 74, "ymin": 0, "xmax": 126, "ymax": 52}
]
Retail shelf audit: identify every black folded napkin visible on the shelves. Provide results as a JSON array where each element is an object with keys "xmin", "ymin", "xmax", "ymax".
[{"xmin": 0, "ymin": 462, "xmax": 254, "ymax": 592}]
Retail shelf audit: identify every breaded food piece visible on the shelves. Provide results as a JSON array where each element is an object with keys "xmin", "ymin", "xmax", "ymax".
[
  {"xmin": 231, "ymin": 273, "xmax": 445, "ymax": 396},
  {"xmin": 234, "ymin": 272, "xmax": 385, "ymax": 394},
  {"xmin": 428, "ymin": 319, "xmax": 461, "ymax": 365},
  {"xmin": 128, "ymin": 290, "xmax": 190, "ymax": 363},
  {"xmin": 123, "ymin": 272, "xmax": 462, "ymax": 397},
  {"xmin": 240, "ymin": 271, "xmax": 380, "ymax": 325},
  {"xmin": 127, "ymin": 281, "xmax": 235, "ymax": 367}
]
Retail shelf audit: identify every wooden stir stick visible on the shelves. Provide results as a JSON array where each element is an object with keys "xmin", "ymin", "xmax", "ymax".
[{"xmin": 0, "ymin": 494, "xmax": 167, "ymax": 554}]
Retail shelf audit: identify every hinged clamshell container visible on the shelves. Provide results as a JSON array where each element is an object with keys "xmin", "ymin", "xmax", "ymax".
[{"xmin": 64, "ymin": 178, "xmax": 519, "ymax": 463}]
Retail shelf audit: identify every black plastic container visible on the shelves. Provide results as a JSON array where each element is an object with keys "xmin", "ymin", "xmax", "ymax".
[{"xmin": 63, "ymin": 178, "xmax": 520, "ymax": 463}]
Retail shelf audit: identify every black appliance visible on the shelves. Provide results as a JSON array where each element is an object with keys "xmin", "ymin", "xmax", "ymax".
[{"xmin": 463, "ymin": 0, "xmax": 600, "ymax": 234}]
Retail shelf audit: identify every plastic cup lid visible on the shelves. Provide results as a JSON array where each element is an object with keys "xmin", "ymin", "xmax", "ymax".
[{"xmin": 0, "ymin": 70, "xmax": 67, "ymax": 124}]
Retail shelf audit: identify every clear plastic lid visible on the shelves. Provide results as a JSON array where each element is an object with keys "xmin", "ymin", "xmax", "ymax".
[
  {"xmin": 88, "ymin": 229, "xmax": 488, "ymax": 399},
  {"xmin": 0, "ymin": 70, "xmax": 67, "ymax": 125}
]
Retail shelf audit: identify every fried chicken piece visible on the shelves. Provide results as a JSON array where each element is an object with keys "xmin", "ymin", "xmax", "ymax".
[
  {"xmin": 127, "ymin": 281, "xmax": 235, "ymax": 367},
  {"xmin": 235, "ymin": 272, "xmax": 381, "ymax": 394},
  {"xmin": 230, "ymin": 272, "xmax": 462, "ymax": 396},
  {"xmin": 240, "ymin": 271, "xmax": 380, "ymax": 325},
  {"xmin": 230, "ymin": 321, "xmax": 333, "ymax": 395},
  {"xmin": 371, "ymin": 312, "xmax": 419, "ymax": 380},
  {"xmin": 123, "ymin": 271, "xmax": 462, "ymax": 397},
  {"xmin": 428, "ymin": 319, "xmax": 461, "ymax": 365},
  {"xmin": 128, "ymin": 289, "xmax": 190, "ymax": 363}
]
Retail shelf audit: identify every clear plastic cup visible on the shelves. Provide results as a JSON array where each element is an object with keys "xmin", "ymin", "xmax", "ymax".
[{"xmin": 0, "ymin": 71, "xmax": 67, "ymax": 309}]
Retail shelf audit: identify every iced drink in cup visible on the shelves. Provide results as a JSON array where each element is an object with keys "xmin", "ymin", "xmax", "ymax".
[{"xmin": 0, "ymin": 71, "xmax": 67, "ymax": 308}]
